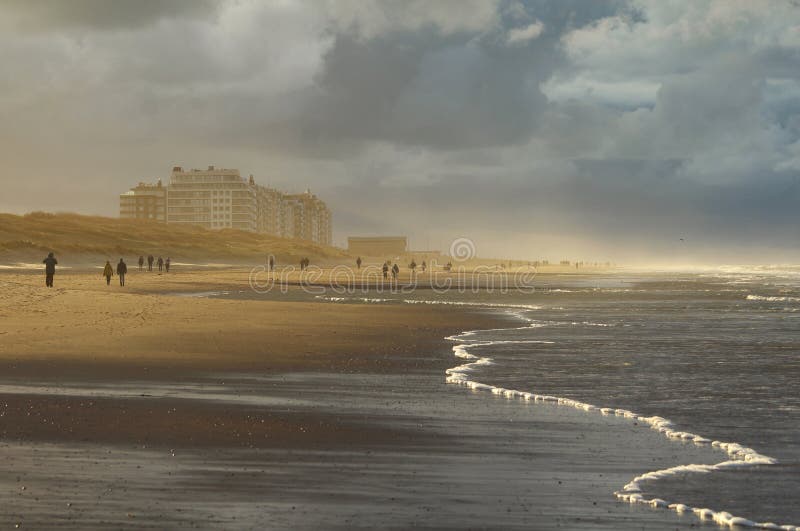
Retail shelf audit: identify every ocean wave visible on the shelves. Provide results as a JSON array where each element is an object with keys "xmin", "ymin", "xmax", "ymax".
[{"xmin": 444, "ymin": 324, "xmax": 795, "ymax": 531}]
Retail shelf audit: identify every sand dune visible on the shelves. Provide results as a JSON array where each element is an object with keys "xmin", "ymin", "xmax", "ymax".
[{"xmin": 0, "ymin": 212, "xmax": 345, "ymax": 265}]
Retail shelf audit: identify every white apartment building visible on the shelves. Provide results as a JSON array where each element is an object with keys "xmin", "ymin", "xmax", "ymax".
[
  {"xmin": 120, "ymin": 165, "xmax": 333, "ymax": 245},
  {"xmin": 166, "ymin": 166, "xmax": 256, "ymax": 232}
]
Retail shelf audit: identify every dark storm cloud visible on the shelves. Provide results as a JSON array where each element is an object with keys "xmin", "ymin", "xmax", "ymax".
[
  {"xmin": 297, "ymin": 31, "xmax": 551, "ymax": 150},
  {"xmin": 0, "ymin": 0, "xmax": 220, "ymax": 30},
  {"xmin": 290, "ymin": 0, "xmax": 628, "ymax": 151}
]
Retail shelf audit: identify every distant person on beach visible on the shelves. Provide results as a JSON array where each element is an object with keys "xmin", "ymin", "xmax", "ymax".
[
  {"xmin": 103, "ymin": 261, "xmax": 114, "ymax": 285},
  {"xmin": 382, "ymin": 262, "xmax": 389, "ymax": 280},
  {"xmin": 392, "ymin": 263, "xmax": 399, "ymax": 280},
  {"xmin": 42, "ymin": 252, "xmax": 57, "ymax": 288},
  {"xmin": 147, "ymin": 255, "xmax": 154, "ymax": 272},
  {"xmin": 409, "ymin": 260, "xmax": 417, "ymax": 275},
  {"xmin": 421, "ymin": 260, "xmax": 426, "ymax": 273},
  {"xmin": 138, "ymin": 256, "xmax": 144, "ymax": 271},
  {"xmin": 157, "ymin": 256, "xmax": 164, "ymax": 272},
  {"xmin": 117, "ymin": 258, "xmax": 127, "ymax": 286},
  {"xmin": 165, "ymin": 257, "xmax": 171, "ymax": 273},
  {"xmin": 269, "ymin": 256, "xmax": 274, "ymax": 272},
  {"xmin": 356, "ymin": 256, "xmax": 362, "ymax": 270}
]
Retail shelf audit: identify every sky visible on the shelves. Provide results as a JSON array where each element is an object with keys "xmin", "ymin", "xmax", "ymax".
[{"xmin": 1, "ymin": 0, "xmax": 799, "ymax": 264}]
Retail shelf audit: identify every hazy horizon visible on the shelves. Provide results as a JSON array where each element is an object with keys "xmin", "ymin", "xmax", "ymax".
[{"xmin": 1, "ymin": 1, "xmax": 799, "ymax": 264}]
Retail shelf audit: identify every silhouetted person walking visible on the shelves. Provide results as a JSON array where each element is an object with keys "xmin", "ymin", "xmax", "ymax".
[
  {"xmin": 157, "ymin": 256, "xmax": 164, "ymax": 272},
  {"xmin": 42, "ymin": 252, "xmax": 57, "ymax": 288},
  {"xmin": 356, "ymin": 256, "xmax": 362, "ymax": 270},
  {"xmin": 117, "ymin": 258, "xmax": 127, "ymax": 286},
  {"xmin": 138, "ymin": 256, "xmax": 144, "ymax": 271},
  {"xmin": 392, "ymin": 263, "xmax": 399, "ymax": 280},
  {"xmin": 382, "ymin": 262, "xmax": 389, "ymax": 280},
  {"xmin": 268, "ymin": 256, "xmax": 274, "ymax": 272},
  {"xmin": 165, "ymin": 257, "xmax": 171, "ymax": 273},
  {"xmin": 147, "ymin": 255, "xmax": 154, "ymax": 272},
  {"xmin": 103, "ymin": 261, "xmax": 114, "ymax": 286}
]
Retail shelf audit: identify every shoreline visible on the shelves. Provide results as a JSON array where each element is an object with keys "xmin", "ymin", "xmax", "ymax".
[{"xmin": 444, "ymin": 318, "xmax": 796, "ymax": 531}]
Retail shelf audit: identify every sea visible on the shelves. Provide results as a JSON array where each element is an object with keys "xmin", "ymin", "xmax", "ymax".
[{"xmin": 266, "ymin": 267, "xmax": 800, "ymax": 529}]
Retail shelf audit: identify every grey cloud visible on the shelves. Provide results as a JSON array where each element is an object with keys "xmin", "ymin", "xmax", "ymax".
[{"xmin": 0, "ymin": 0, "xmax": 220, "ymax": 31}]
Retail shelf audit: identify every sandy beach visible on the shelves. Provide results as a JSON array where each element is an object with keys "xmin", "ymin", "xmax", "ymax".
[{"xmin": 0, "ymin": 269, "xmax": 503, "ymax": 446}]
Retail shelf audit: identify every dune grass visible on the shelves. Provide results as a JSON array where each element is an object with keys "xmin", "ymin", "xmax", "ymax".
[{"xmin": 0, "ymin": 212, "xmax": 345, "ymax": 265}]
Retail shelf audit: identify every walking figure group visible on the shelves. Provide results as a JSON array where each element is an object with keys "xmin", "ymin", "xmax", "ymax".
[
  {"xmin": 39, "ymin": 252, "xmax": 172, "ymax": 288},
  {"xmin": 139, "ymin": 255, "xmax": 170, "ymax": 273},
  {"xmin": 103, "ymin": 259, "xmax": 128, "ymax": 286}
]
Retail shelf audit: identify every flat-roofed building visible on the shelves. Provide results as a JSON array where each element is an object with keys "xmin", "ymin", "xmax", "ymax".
[
  {"xmin": 167, "ymin": 166, "xmax": 256, "ymax": 232},
  {"xmin": 119, "ymin": 180, "xmax": 167, "ymax": 221},
  {"xmin": 347, "ymin": 236, "xmax": 408, "ymax": 257},
  {"xmin": 119, "ymin": 166, "xmax": 333, "ymax": 244}
]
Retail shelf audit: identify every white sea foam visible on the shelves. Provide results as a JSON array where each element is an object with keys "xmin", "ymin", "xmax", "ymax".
[
  {"xmin": 444, "ymin": 316, "xmax": 795, "ymax": 531},
  {"xmin": 0, "ymin": 263, "xmax": 73, "ymax": 270},
  {"xmin": 316, "ymin": 296, "xmax": 397, "ymax": 303},
  {"xmin": 746, "ymin": 294, "xmax": 800, "ymax": 303},
  {"xmin": 402, "ymin": 299, "xmax": 543, "ymax": 311},
  {"xmin": 315, "ymin": 296, "xmax": 544, "ymax": 311}
]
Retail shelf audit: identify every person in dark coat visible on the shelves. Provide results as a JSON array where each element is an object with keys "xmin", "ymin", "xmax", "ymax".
[
  {"xmin": 117, "ymin": 258, "xmax": 128, "ymax": 286},
  {"xmin": 382, "ymin": 262, "xmax": 389, "ymax": 280},
  {"xmin": 138, "ymin": 256, "xmax": 144, "ymax": 271},
  {"xmin": 391, "ymin": 263, "xmax": 399, "ymax": 280},
  {"xmin": 42, "ymin": 252, "xmax": 57, "ymax": 288},
  {"xmin": 268, "ymin": 256, "xmax": 274, "ymax": 272},
  {"xmin": 356, "ymin": 256, "xmax": 362, "ymax": 270},
  {"xmin": 103, "ymin": 261, "xmax": 114, "ymax": 286},
  {"xmin": 165, "ymin": 257, "xmax": 171, "ymax": 273},
  {"xmin": 157, "ymin": 256, "xmax": 164, "ymax": 272},
  {"xmin": 147, "ymin": 255, "xmax": 154, "ymax": 272}
]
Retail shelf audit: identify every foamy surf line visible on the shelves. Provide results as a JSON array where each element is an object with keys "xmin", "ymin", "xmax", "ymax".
[
  {"xmin": 316, "ymin": 295, "xmax": 543, "ymax": 311},
  {"xmin": 746, "ymin": 294, "xmax": 800, "ymax": 303},
  {"xmin": 444, "ymin": 316, "xmax": 796, "ymax": 530}
]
